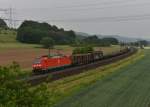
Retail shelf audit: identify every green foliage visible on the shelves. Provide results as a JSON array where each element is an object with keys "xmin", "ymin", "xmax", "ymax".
[
  {"xmin": 17, "ymin": 20, "xmax": 76, "ymax": 44},
  {"xmin": 0, "ymin": 29, "xmax": 17, "ymax": 43},
  {"xmin": 40, "ymin": 37, "xmax": 55, "ymax": 48},
  {"xmin": 0, "ymin": 19, "xmax": 7, "ymax": 28},
  {"xmin": 0, "ymin": 62, "xmax": 54, "ymax": 107},
  {"xmin": 73, "ymin": 46, "xmax": 94, "ymax": 54},
  {"xmin": 78, "ymin": 35, "xmax": 119, "ymax": 47}
]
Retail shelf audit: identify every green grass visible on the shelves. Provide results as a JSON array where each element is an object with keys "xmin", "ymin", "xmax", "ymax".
[
  {"xmin": 0, "ymin": 42, "xmax": 41, "ymax": 49},
  {"xmin": 43, "ymin": 50, "xmax": 144, "ymax": 107},
  {"xmin": 0, "ymin": 29, "xmax": 17, "ymax": 43},
  {"xmin": 53, "ymin": 50, "xmax": 150, "ymax": 107},
  {"xmin": 0, "ymin": 29, "xmax": 121, "ymax": 53},
  {"xmin": 0, "ymin": 29, "xmax": 41, "ymax": 49}
]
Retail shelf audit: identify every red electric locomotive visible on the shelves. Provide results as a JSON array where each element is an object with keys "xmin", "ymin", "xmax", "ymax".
[{"xmin": 32, "ymin": 54, "xmax": 72, "ymax": 72}]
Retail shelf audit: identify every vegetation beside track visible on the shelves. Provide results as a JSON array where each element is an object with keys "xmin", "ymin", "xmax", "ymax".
[
  {"xmin": 0, "ymin": 62, "xmax": 55, "ymax": 107},
  {"xmin": 55, "ymin": 49, "xmax": 150, "ymax": 107},
  {"xmin": 45, "ymin": 49, "xmax": 144, "ymax": 106}
]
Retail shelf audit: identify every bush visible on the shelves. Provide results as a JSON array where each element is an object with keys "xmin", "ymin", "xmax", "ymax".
[
  {"xmin": 73, "ymin": 46, "xmax": 94, "ymax": 54},
  {"xmin": 0, "ymin": 62, "xmax": 54, "ymax": 107}
]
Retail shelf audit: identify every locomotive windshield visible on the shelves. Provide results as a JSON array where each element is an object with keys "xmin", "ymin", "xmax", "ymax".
[{"xmin": 33, "ymin": 58, "xmax": 41, "ymax": 64}]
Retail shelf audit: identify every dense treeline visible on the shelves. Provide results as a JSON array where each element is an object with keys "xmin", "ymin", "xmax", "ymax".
[
  {"xmin": 17, "ymin": 20, "xmax": 119, "ymax": 47},
  {"xmin": 121, "ymin": 40, "xmax": 149, "ymax": 47},
  {"xmin": 17, "ymin": 20, "xmax": 76, "ymax": 44},
  {"xmin": 78, "ymin": 35, "xmax": 119, "ymax": 47}
]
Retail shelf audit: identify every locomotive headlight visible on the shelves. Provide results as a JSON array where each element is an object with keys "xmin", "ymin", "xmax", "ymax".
[{"xmin": 38, "ymin": 64, "xmax": 42, "ymax": 67}]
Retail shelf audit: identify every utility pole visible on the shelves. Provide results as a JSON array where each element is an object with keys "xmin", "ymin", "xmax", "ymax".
[
  {"xmin": 0, "ymin": 8, "xmax": 14, "ymax": 28},
  {"xmin": 9, "ymin": 7, "xmax": 13, "ymax": 28}
]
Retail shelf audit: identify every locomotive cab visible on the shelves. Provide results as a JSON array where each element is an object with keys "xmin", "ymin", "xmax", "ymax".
[{"xmin": 32, "ymin": 57, "xmax": 44, "ymax": 72}]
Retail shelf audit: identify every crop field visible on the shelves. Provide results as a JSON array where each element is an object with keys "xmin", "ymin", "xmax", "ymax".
[
  {"xmin": 0, "ymin": 47, "xmax": 73, "ymax": 69},
  {"xmin": 53, "ymin": 50, "xmax": 150, "ymax": 107},
  {"xmin": 0, "ymin": 30, "xmax": 122, "ymax": 69},
  {"xmin": 0, "ymin": 45, "xmax": 122, "ymax": 69},
  {"xmin": 0, "ymin": 30, "xmax": 124, "ymax": 71}
]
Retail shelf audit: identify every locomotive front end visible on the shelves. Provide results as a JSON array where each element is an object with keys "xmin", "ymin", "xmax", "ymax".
[{"xmin": 32, "ymin": 58, "xmax": 43, "ymax": 72}]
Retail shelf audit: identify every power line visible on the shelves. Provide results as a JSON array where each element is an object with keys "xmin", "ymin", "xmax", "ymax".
[
  {"xmin": 61, "ymin": 2, "xmax": 150, "ymax": 11},
  {"xmin": 9, "ymin": 8, "xmax": 13, "ymax": 28},
  {"xmin": 17, "ymin": 0, "xmax": 149, "ymax": 11},
  {"xmin": 48, "ymin": 14, "xmax": 150, "ymax": 23},
  {"xmin": 16, "ymin": 1, "xmax": 150, "ymax": 16},
  {"xmin": 0, "ymin": 8, "xmax": 8, "ymax": 12},
  {"xmin": 0, "ymin": 8, "xmax": 15, "ymax": 28},
  {"xmin": 55, "ymin": 0, "xmax": 140, "ymax": 9},
  {"xmin": 2, "ymin": 13, "xmax": 150, "ymax": 23}
]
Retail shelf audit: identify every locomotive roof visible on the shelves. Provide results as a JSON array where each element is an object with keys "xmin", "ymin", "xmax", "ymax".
[{"xmin": 40, "ymin": 53, "xmax": 68, "ymax": 58}]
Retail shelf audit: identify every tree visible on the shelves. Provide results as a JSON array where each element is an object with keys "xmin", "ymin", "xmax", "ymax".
[
  {"xmin": 0, "ymin": 19, "xmax": 7, "ymax": 28},
  {"xmin": 40, "ymin": 37, "xmax": 55, "ymax": 48}
]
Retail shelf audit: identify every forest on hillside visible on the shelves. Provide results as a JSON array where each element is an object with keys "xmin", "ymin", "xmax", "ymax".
[{"xmin": 16, "ymin": 20, "xmax": 120, "ymax": 47}]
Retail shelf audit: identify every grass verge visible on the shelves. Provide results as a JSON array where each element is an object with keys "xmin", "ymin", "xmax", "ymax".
[{"xmin": 45, "ymin": 49, "xmax": 144, "ymax": 105}]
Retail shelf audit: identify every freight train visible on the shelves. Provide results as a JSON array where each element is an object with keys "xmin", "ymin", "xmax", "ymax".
[{"xmin": 32, "ymin": 48, "xmax": 130, "ymax": 73}]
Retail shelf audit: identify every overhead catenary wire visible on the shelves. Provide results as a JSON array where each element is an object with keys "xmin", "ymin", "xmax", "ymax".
[
  {"xmin": 60, "ymin": 2, "xmax": 150, "ymax": 11},
  {"xmin": 54, "ymin": 0, "xmax": 143, "ymax": 9},
  {"xmin": 47, "ymin": 14, "xmax": 150, "ymax": 22},
  {"xmin": 2, "ymin": 13, "xmax": 150, "ymax": 23},
  {"xmin": 1, "ymin": 0, "xmax": 150, "ymax": 27},
  {"xmin": 16, "ymin": 0, "xmax": 150, "ymax": 11}
]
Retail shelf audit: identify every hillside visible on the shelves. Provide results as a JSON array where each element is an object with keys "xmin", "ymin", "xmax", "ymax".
[
  {"xmin": 75, "ymin": 32, "xmax": 90, "ymax": 37},
  {"xmin": 0, "ymin": 29, "xmax": 17, "ymax": 43},
  {"xmin": 98, "ymin": 35, "xmax": 139, "ymax": 43},
  {"xmin": 76, "ymin": 32, "xmax": 145, "ymax": 43}
]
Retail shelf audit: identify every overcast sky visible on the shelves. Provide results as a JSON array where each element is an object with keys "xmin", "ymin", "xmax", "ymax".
[{"xmin": 0, "ymin": 0, "xmax": 150, "ymax": 39}]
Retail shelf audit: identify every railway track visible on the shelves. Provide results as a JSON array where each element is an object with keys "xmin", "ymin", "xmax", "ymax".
[{"xmin": 26, "ymin": 48, "xmax": 137, "ymax": 86}]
